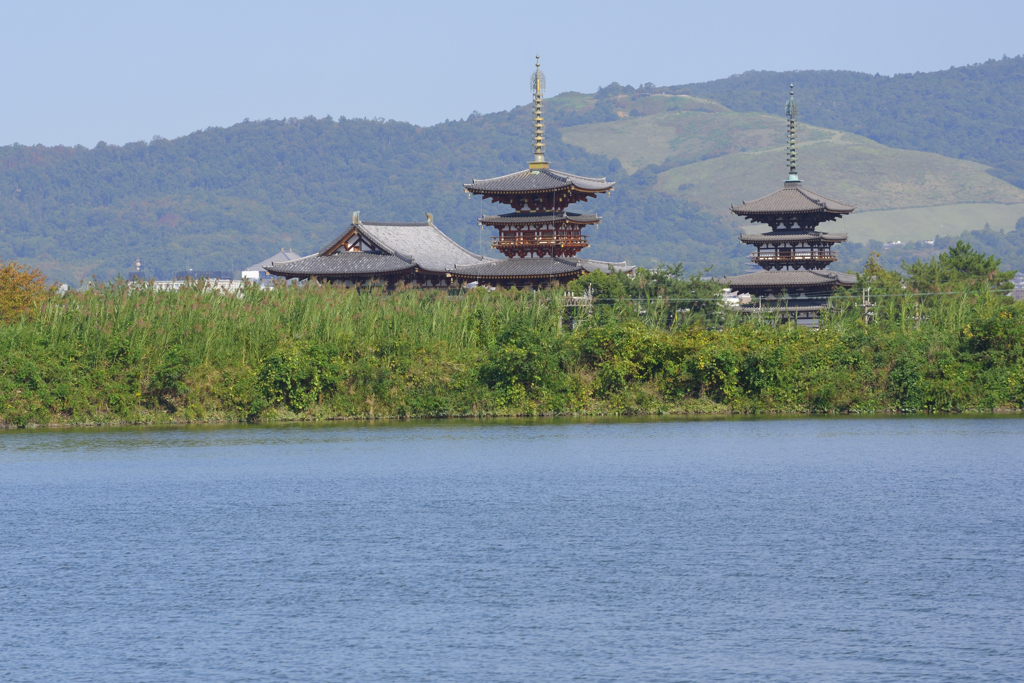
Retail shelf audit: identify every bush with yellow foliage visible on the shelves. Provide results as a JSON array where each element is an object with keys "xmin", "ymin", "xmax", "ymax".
[{"xmin": 0, "ymin": 261, "xmax": 50, "ymax": 324}]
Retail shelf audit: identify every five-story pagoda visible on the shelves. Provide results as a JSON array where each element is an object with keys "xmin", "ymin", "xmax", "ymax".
[
  {"xmin": 453, "ymin": 57, "xmax": 631, "ymax": 287},
  {"xmin": 723, "ymin": 86, "xmax": 857, "ymax": 320}
]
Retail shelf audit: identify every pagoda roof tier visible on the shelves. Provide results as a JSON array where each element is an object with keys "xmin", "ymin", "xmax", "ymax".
[
  {"xmin": 731, "ymin": 181, "xmax": 855, "ymax": 228},
  {"xmin": 739, "ymin": 231, "xmax": 848, "ymax": 245},
  {"xmin": 464, "ymin": 168, "xmax": 613, "ymax": 198},
  {"xmin": 479, "ymin": 211, "xmax": 600, "ymax": 227},
  {"xmin": 720, "ymin": 269, "xmax": 857, "ymax": 290},
  {"xmin": 456, "ymin": 257, "xmax": 583, "ymax": 279},
  {"xmin": 452, "ymin": 256, "xmax": 633, "ymax": 281}
]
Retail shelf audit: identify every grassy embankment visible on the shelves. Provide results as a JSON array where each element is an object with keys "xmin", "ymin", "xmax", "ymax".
[{"xmin": 2, "ymin": 265, "xmax": 1022, "ymax": 428}]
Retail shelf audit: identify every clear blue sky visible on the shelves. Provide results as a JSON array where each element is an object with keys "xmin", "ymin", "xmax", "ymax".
[{"xmin": 3, "ymin": 0, "xmax": 1022, "ymax": 147}]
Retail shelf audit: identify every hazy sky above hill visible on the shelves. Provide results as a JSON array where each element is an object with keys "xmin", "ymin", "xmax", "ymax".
[{"xmin": 3, "ymin": 0, "xmax": 1022, "ymax": 147}]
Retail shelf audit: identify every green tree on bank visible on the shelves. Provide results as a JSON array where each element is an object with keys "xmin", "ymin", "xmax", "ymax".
[{"xmin": 903, "ymin": 240, "xmax": 1015, "ymax": 292}]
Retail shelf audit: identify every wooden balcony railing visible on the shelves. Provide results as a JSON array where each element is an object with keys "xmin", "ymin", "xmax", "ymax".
[
  {"xmin": 752, "ymin": 250, "xmax": 837, "ymax": 264},
  {"xmin": 493, "ymin": 235, "xmax": 589, "ymax": 248}
]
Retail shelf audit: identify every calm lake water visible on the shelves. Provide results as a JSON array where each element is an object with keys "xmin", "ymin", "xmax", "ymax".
[{"xmin": 1, "ymin": 416, "xmax": 1022, "ymax": 682}]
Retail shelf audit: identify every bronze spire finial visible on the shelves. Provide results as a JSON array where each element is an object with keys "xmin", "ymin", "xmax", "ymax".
[
  {"xmin": 529, "ymin": 55, "xmax": 548, "ymax": 170},
  {"xmin": 786, "ymin": 84, "xmax": 799, "ymax": 182}
]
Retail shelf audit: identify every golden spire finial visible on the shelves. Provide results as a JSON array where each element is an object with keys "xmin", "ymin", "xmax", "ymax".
[
  {"xmin": 529, "ymin": 55, "xmax": 548, "ymax": 170},
  {"xmin": 786, "ymin": 84, "xmax": 799, "ymax": 182}
]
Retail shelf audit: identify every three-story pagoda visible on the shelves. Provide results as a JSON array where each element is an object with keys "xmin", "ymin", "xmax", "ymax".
[
  {"xmin": 452, "ymin": 57, "xmax": 632, "ymax": 287},
  {"xmin": 723, "ymin": 86, "xmax": 857, "ymax": 320}
]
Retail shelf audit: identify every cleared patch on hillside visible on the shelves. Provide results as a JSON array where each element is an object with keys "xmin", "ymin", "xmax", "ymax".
[
  {"xmin": 838, "ymin": 203, "xmax": 1024, "ymax": 244},
  {"xmin": 655, "ymin": 135, "xmax": 1024, "ymax": 213},
  {"xmin": 550, "ymin": 92, "xmax": 728, "ymax": 119},
  {"xmin": 562, "ymin": 110, "xmax": 832, "ymax": 174}
]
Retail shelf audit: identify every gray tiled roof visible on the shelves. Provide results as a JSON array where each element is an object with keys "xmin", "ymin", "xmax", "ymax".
[
  {"xmin": 315, "ymin": 222, "xmax": 430, "ymax": 257},
  {"xmin": 720, "ymin": 269, "xmax": 857, "ymax": 288},
  {"xmin": 739, "ymin": 231, "xmax": 848, "ymax": 244},
  {"xmin": 732, "ymin": 181, "xmax": 855, "ymax": 217},
  {"xmin": 271, "ymin": 218, "xmax": 495, "ymax": 279},
  {"xmin": 247, "ymin": 249, "xmax": 302, "ymax": 272},
  {"xmin": 351, "ymin": 221, "xmax": 492, "ymax": 272},
  {"xmin": 314, "ymin": 219, "xmax": 494, "ymax": 274},
  {"xmin": 464, "ymin": 168, "xmax": 614, "ymax": 195},
  {"xmin": 453, "ymin": 257, "xmax": 585, "ymax": 278},
  {"xmin": 480, "ymin": 211, "xmax": 600, "ymax": 226},
  {"xmin": 265, "ymin": 252, "xmax": 415, "ymax": 277}
]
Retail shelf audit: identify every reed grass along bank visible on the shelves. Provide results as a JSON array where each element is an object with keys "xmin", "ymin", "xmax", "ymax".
[{"xmin": 2, "ymin": 253, "xmax": 1022, "ymax": 428}]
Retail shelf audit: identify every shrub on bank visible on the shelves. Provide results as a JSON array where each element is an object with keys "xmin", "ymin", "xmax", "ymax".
[{"xmin": 0, "ymin": 261, "xmax": 51, "ymax": 324}]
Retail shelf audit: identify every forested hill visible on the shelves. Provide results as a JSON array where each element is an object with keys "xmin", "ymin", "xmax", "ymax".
[
  {"xmin": 669, "ymin": 54, "xmax": 1024, "ymax": 188},
  {"xmin": 0, "ymin": 110, "xmax": 740, "ymax": 283},
  {"xmin": 5, "ymin": 54, "xmax": 1024, "ymax": 283}
]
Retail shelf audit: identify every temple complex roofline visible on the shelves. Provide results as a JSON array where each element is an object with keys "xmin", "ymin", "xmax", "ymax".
[
  {"xmin": 265, "ymin": 213, "xmax": 494, "ymax": 286},
  {"xmin": 263, "ymin": 211, "xmax": 632, "ymax": 289}
]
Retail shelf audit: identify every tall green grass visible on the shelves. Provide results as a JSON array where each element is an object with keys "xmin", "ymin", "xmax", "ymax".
[{"xmin": 1, "ymin": 279, "xmax": 1022, "ymax": 428}]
